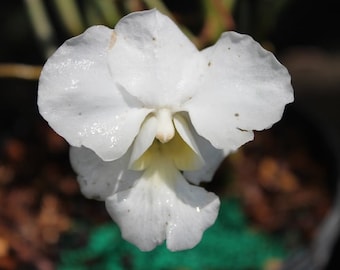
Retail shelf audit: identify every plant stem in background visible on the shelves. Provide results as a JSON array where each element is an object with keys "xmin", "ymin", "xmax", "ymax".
[
  {"xmin": 0, "ymin": 64, "xmax": 42, "ymax": 80},
  {"xmin": 53, "ymin": 0, "xmax": 85, "ymax": 36},
  {"xmin": 24, "ymin": 0, "xmax": 57, "ymax": 59},
  {"xmin": 94, "ymin": 0, "xmax": 123, "ymax": 27}
]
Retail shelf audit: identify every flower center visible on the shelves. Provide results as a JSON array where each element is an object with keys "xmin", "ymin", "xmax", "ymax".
[
  {"xmin": 155, "ymin": 108, "xmax": 175, "ymax": 143},
  {"xmin": 130, "ymin": 111, "xmax": 204, "ymax": 173},
  {"xmin": 133, "ymin": 131, "xmax": 203, "ymax": 173}
]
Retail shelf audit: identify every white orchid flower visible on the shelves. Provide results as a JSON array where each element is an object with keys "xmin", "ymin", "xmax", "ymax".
[{"xmin": 38, "ymin": 9, "xmax": 293, "ymax": 251}]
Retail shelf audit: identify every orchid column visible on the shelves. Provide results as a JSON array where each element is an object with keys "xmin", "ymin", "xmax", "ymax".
[{"xmin": 38, "ymin": 9, "xmax": 294, "ymax": 251}]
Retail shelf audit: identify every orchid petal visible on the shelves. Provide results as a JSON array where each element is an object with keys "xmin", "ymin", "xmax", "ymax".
[
  {"xmin": 172, "ymin": 113, "xmax": 204, "ymax": 170},
  {"xmin": 70, "ymin": 146, "xmax": 142, "ymax": 200},
  {"xmin": 184, "ymin": 133, "xmax": 225, "ymax": 185},
  {"xmin": 105, "ymin": 161, "xmax": 219, "ymax": 251},
  {"xmin": 108, "ymin": 9, "xmax": 205, "ymax": 108},
  {"xmin": 173, "ymin": 113, "xmax": 202, "ymax": 159},
  {"xmin": 129, "ymin": 114, "xmax": 157, "ymax": 170},
  {"xmin": 165, "ymin": 177, "xmax": 219, "ymax": 251},
  {"xmin": 38, "ymin": 25, "xmax": 151, "ymax": 161},
  {"xmin": 184, "ymin": 32, "xmax": 294, "ymax": 153},
  {"xmin": 174, "ymin": 113, "xmax": 225, "ymax": 184}
]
